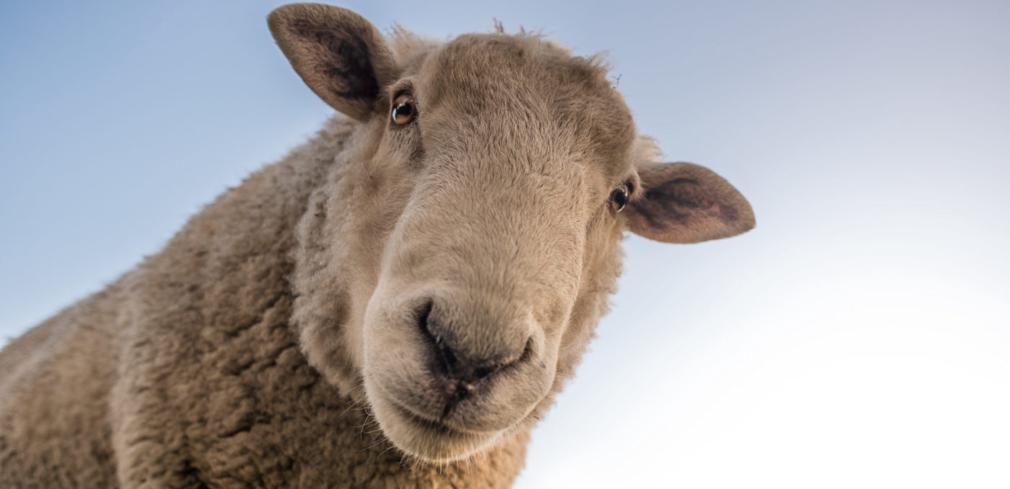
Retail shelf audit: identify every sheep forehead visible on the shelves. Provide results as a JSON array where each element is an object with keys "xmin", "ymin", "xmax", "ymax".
[{"xmin": 410, "ymin": 33, "xmax": 636, "ymax": 178}]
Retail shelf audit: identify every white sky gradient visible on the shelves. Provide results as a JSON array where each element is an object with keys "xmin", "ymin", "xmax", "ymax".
[{"xmin": 1, "ymin": 1, "xmax": 1008, "ymax": 487}]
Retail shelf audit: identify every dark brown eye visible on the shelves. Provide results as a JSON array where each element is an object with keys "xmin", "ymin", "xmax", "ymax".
[
  {"xmin": 610, "ymin": 183, "xmax": 630, "ymax": 212},
  {"xmin": 391, "ymin": 94, "xmax": 417, "ymax": 126}
]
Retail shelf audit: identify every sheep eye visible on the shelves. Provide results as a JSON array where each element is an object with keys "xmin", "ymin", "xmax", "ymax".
[
  {"xmin": 391, "ymin": 94, "xmax": 417, "ymax": 126},
  {"xmin": 610, "ymin": 183, "xmax": 630, "ymax": 212}
]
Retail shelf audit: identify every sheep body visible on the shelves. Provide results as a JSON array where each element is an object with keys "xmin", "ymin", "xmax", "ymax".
[{"xmin": 0, "ymin": 118, "xmax": 527, "ymax": 488}]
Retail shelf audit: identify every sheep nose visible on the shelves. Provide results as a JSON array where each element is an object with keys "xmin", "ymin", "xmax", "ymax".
[{"xmin": 416, "ymin": 300, "xmax": 531, "ymax": 394}]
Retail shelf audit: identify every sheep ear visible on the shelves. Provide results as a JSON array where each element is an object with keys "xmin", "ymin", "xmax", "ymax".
[
  {"xmin": 268, "ymin": 4, "xmax": 396, "ymax": 121},
  {"xmin": 624, "ymin": 162, "xmax": 755, "ymax": 243}
]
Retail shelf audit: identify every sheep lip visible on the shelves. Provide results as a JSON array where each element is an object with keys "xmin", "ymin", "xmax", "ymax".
[
  {"xmin": 388, "ymin": 396, "xmax": 502, "ymax": 437},
  {"xmin": 391, "ymin": 402, "xmax": 455, "ymax": 434}
]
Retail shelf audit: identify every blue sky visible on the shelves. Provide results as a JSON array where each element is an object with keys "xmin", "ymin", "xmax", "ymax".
[{"xmin": 2, "ymin": 1, "xmax": 1009, "ymax": 487}]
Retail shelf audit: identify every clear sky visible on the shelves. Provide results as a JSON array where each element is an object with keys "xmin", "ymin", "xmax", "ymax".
[{"xmin": 2, "ymin": 1, "xmax": 1009, "ymax": 487}]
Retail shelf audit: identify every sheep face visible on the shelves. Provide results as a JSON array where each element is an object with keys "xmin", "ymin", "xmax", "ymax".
[{"xmin": 271, "ymin": 4, "xmax": 755, "ymax": 462}]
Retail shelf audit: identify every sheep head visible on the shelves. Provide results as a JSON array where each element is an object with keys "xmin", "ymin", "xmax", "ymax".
[{"xmin": 270, "ymin": 3, "xmax": 755, "ymax": 463}]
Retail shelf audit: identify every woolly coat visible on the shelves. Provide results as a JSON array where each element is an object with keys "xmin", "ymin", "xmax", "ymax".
[{"xmin": 0, "ymin": 118, "xmax": 531, "ymax": 488}]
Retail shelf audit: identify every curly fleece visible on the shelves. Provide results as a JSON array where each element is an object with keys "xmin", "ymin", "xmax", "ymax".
[{"xmin": 0, "ymin": 118, "xmax": 533, "ymax": 487}]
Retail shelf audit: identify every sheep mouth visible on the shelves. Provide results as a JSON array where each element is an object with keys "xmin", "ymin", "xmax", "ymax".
[
  {"xmin": 368, "ymin": 390, "xmax": 507, "ymax": 463},
  {"xmin": 391, "ymin": 401, "xmax": 462, "ymax": 435},
  {"xmin": 388, "ymin": 394, "xmax": 504, "ymax": 437}
]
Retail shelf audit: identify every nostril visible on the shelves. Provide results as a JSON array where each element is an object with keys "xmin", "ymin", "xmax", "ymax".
[
  {"xmin": 415, "ymin": 299, "xmax": 533, "ymax": 387},
  {"xmin": 416, "ymin": 300, "xmax": 459, "ymax": 374},
  {"xmin": 518, "ymin": 336, "xmax": 534, "ymax": 364},
  {"xmin": 469, "ymin": 336, "xmax": 532, "ymax": 380},
  {"xmin": 415, "ymin": 299, "xmax": 434, "ymax": 333},
  {"xmin": 451, "ymin": 337, "xmax": 529, "ymax": 386},
  {"xmin": 472, "ymin": 365, "xmax": 495, "ymax": 380}
]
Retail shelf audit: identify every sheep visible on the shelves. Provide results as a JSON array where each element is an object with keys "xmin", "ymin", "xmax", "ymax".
[{"xmin": 0, "ymin": 3, "xmax": 755, "ymax": 488}]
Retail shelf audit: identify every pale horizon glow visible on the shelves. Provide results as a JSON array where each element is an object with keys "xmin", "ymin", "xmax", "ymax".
[{"xmin": 1, "ymin": 1, "xmax": 1008, "ymax": 487}]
